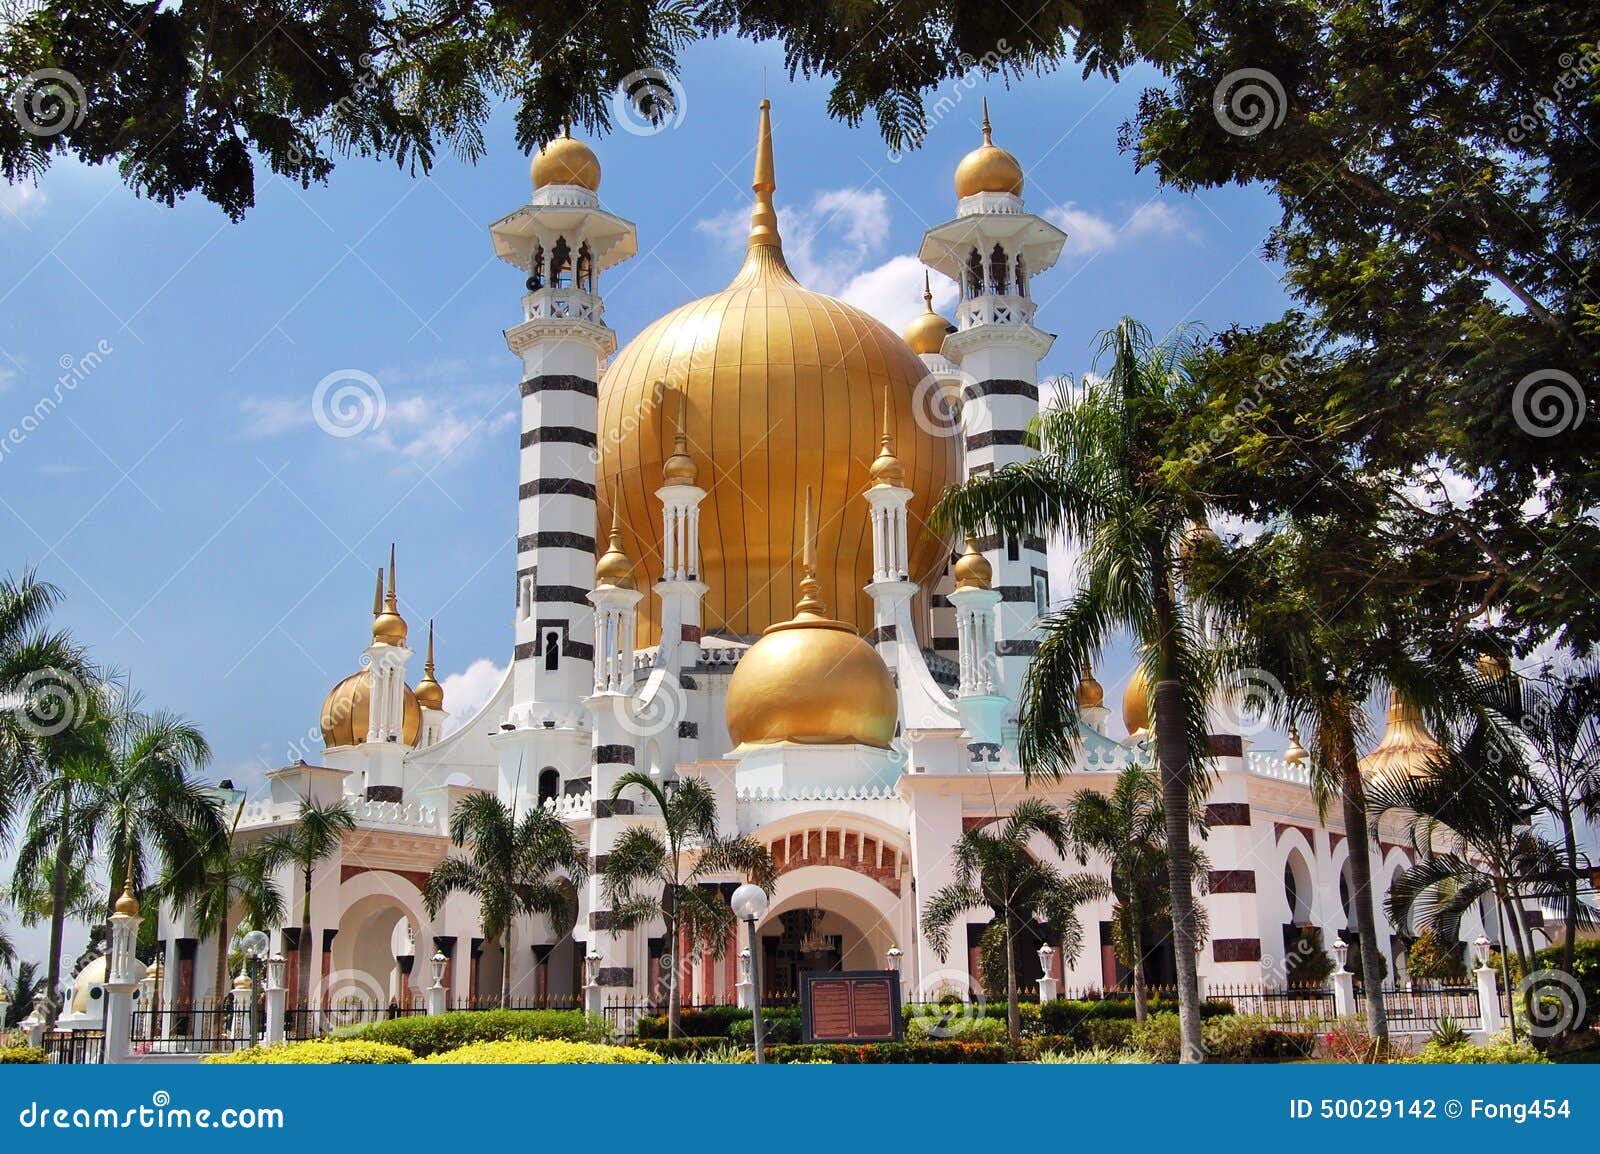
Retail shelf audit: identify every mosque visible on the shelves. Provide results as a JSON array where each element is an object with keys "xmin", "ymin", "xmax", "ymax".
[{"xmin": 153, "ymin": 99, "xmax": 1510, "ymax": 1016}]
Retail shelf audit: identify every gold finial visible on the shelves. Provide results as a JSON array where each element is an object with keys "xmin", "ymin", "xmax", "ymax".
[
  {"xmin": 595, "ymin": 482, "xmax": 636, "ymax": 588},
  {"xmin": 870, "ymin": 387, "xmax": 906, "ymax": 487},
  {"xmin": 747, "ymin": 99, "xmax": 782, "ymax": 250},
  {"xmin": 372, "ymin": 569, "xmax": 383, "ymax": 616},
  {"xmin": 663, "ymin": 383, "xmax": 698, "ymax": 484},
  {"xmin": 114, "ymin": 856, "xmax": 139, "ymax": 917},
  {"xmin": 981, "ymin": 97, "xmax": 993, "ymax": 145},
  {"xmin": 386, "ymin": 543, "xmax": 398, "ymax": 611},
  {"xmin": 416, "ymin": 620, "xmax": 444, "ymax": 710},
  {"xmin": 425, "ymin": 620, "xmax": 436, "ymax": 677},
  {"xmin": 1076, "ymin": 663, "xmax": 1105, "ymax": 709},
  {"xmin": 794, "ymin": 485, "xmax": 827, "ymax": 617},
  {"xmin": 1285, "ymin": 726, "xmax": 1309, "ymax": 766},
  {"xmin": 373, "ymin": 546, "xmax": 408, "ymax": 646},
  {"xmin": 923, "ymin": 270, "xmax": 934, "ymax": 312},
  {"xmin": 953, "ymin": 538, "xmax": 993, "ymax": 590}
]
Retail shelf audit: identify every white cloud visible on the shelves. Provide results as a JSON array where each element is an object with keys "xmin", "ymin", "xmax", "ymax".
[
  {"xmin": 836, "ymin": 255, "xmax": 961, "ymax": 335},
  {"xmin": 440, "ymin": 658, "xmax": 507, "ymax": 734},
  {"xmin": 0, "ymin": 180, "xmax": 47, "ymax": 221},
  {"xmin": 241, "ymin": 395, "xmax": 313, "ymax": 436},
  {"xmin": 1045, "ymin": 199, "xmax": 1193, "ymax": 258}
]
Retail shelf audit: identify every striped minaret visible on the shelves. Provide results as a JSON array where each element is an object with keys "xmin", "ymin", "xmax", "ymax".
[{"xmin": 917, "ymin": 100, "xmax": 1066, "ymax": 719}]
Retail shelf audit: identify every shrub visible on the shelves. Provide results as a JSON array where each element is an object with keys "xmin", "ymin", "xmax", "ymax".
[
  {"xmin": 1037, "ymin": 996, "xmax": 1229, "ymax": 1038},
  {"xmin": 1130, "ymin": 1013, "xmax": 1183, "ymax": 1062},
  {"xmin": 1082, "ymin": 1019, "xmax": 1135, "ymax": 1049},
  {"xmin": 636, "ymin": 1036, "xmax": 746, "ymax": 1058},
  {"xmin": 763, "ymin": 1040, "xmax": 1010, "ymax": 1064},
  {"xmin": 727, "ymin": 1008, "xmax": 802, "ymax": 1045},
  {"xmin": 1201, "ymin": 1013, "xmax": 1316, "ymax": 1061},
  {"xmin": 1530, "ymin": 939, "xmax": 1600, "ymax": 1029},
  {"xmin": 1282, "ymin": 926, "xmax": 1336, "ymax": 985},
  {"xmin": 1407, "ymin": 929, "xmax": 1467, "ymax": 984},
  {"xmin": 1035, "ymin": 1046, "xmax": 1155, "ymax": 1064},
  {"xmin": 1428, "ymin": 1017, "xmax": 1470, "ymax": 1048},
  {"xmin": 636, "ymin": 1005, "xmax": 750, "ymax": 1040},
  {"xmin": 1406, "ymin": 1032, "xmax": 1549, "ymax": 1065},
  {"xmin": 905, "ymin": 1013, "xmax": 1006, "ymax": 1043},
  {"xmin": 1317, "ymin": 1017, "xmax": 1396, "ymax": 1064},
  {"xmin": 0, "ymin": 1046, "xmax": 47, "ymax": 1064},
  {"xmin": 419, "ymin": 1039, "xmax": 661, "ymax": 1065},
  {"xmin": 339, "ymin": 1009, "xmax": 608, "ymax": 1057},
  {"xmin": 204, "ymin": 1039, "xmax": 414, "ymax": 1065},
  {"xmin": 664, "ymin": 1043, "xmax": 749, "ymax": 1064}
]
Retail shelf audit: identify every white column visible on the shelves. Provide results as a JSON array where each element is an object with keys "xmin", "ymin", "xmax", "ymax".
[
  {"xmin": 948, "ymin": 584, "xmax": 1006, "ymax": 748},
  {"xmin": 1475, "ymin": 960, "xmax": 1504, "ymax": 1037},
  {"xmin": 103, "ymin": 903, "xmax": 141, "ymax": 1064}
]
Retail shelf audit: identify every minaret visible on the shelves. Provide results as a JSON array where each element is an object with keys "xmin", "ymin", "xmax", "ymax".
[
  {"xmin": 490, "ymin": 130, "xmax": 637, "ymax": 802},
  {"xmin": 415, "ymin": 620, "xmax": 447, "ymax": 748},
  {"xmin": 863, "ymin": 387, "xmax": 917, "ymax": 666},
  {"xmin": 652, "ymin": 386, "xmax": 709, "ymax": 765},
  {"xmin": 589, "ymin": 493, "xmax": 644, "ymax": 695},
  {"xmin": 918, "ymin": 100, "xmax": 1065, "ymax": 721},
  {"xmin": 947, "ymin": 539, "xmax": 1006, "ymax": 755},
  {"xmin": 350, "ymin": 546, "xmax": 412, "ymax": 799}
]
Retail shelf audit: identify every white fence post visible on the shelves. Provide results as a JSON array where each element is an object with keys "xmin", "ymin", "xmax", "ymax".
[{"xmin": 1475, "ymin": 962, "xmax": 1503, "ymax": 1038}]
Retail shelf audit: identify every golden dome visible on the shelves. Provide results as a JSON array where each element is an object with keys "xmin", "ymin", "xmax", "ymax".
[
  {"xmin": 1076, "ymin": 666, "xmax": 1105, "ymax": 710},
  {"xmin": 371, "ymin": 546, "xmax": 408, "ymax": 647},
  {"xmin": 320, "ymin": 669, "xmax": 422, "ymax": 748},
  {"xmin": 953, "ymin": 539, "xmax": 992, "ymax": 590},
  {"xmin": 532, "ymin": 132, "xmax": 600, "ymax": 192},
  {"xmin": 868, "ymin": 387, "xmax": 906, "ymax": 487},
  {"xmin": 661, "ymin": 387, "xmax": 699, "ymax": 485},
  {"xmin": 594, "ymin": 495, "xmax": 636, "ymax": 588},
  {"xmin": 1476, "ymin": 652, "xmax": 1509, "ymax": 680},
  {"xmin": 597, "ymin": 100, "xmax": 958, "ymax": 643},
  {"xmin": 954, "ymin": 100, "xmax": 1024, "ymax": 199},
  {"xmin": 1359, "ymin": 692, "xmax": 1444, "ymax": 780},
  {"xmin": 1122, "ymin": 664, "xmax": 1151, "ymax": 736},
  {"xmin": 414, "ymin": 621, "xmax": 444, "ymax": 711},
  {"xmin": 1179, "ymin": 518, "xmax": 1222, "ymax": 566},
  {"xmin": 113, "ymin": 862, "xmax": 139, "ymax": 917},
  {"xmin": 1284, "ymin": 728, "xmax": 1309, "ymax": 766},
  {"xmin": 903, "ymin": 272, "xmax": 955, "ymax": 355},
  {"xmin": 69, "ymin": 954, "xmax": 148, "ymax": 1014},
  {"xmin": 725, "ymin": 489, "xmax": 898, "ymax": 749}
]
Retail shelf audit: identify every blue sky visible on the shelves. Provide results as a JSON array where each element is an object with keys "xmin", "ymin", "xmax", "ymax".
[{"xmin": 1, "ymin": 37, "xmax": 1293, "ymax": 955}]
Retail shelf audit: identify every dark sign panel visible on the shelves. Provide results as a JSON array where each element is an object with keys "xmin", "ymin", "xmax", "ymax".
[{"xmin": 799, "ymin": 971, "xmax": 903, "ymax": 1043}]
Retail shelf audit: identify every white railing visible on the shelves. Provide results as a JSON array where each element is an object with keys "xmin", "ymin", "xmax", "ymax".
[
  {"xmin": 1246, "ymin": 750, "xmax": 1312, "ymax": 785},
  {"xmin": 957, "ymin": 293, "xmax": 1036, "ymax": 330},
  {"xmin": 233, "ymin": 794, "xmax": 442, "ymax": 834},
  {"xmin": 542, "ymin": 790, "xmax": 593, "ymax": 820},
  {"xmin": 522, "ymin": 286, "xmax": 603, "ymax": 324},
  {"xmin": 736, "ymin": 784, "xmax": 904, "ymax": 827}
]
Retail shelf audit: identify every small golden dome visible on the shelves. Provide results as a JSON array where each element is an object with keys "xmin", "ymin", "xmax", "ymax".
[
  {"xmin": 661, "ymin": 387, "xmax": 698, "ymax": 485},
  {"xmin": 1076, "ymin": 666, "xmax": 1105, "ymax": 710},
  {"xmin": 1359, "ymin": 691, "xmax": 1444, "ymax": 781},
  {"xmin": 371, "ymin": 546, "xmax": 408, "ymax": 647},
  {"xmin": 1476, "ymin": 652, "xmax": 1509, "ymax": 680},
  {"xmin": 414, "ymin": 621, "xmax": 444, "ymax": 711},
  {"xmin": 114, "ymin": 880, "xmax": 140, "ymax": 918},
  {"xmin": 320, "ymin": 670, "xmax": 422, "ymax": 748},
  {"xmin": 1284, "ymin": 728, "xmax": 1309, "ymax": 766},
  {"xmin": 1179, "ymin": 518, "xmax": 1222, "ymax": 566},
  {"xmin": 532, "ymin": 132, "xmax": 600, "ymax": 192},
  {"xmin": 954, "ymin": 100, "xmax": 1024, "ymax": 199},
  {"xmin": 1122, "ymin": 664, "xmax": 1151, "ymax": 736},
  {"xmin": 232, "ymin": 971, "xmax": 252, "ymax": 991},
  {"xmin": 869, "ymin": 387, "xmax": 906, "ymax": 487},
  {"xmin": 903, "ymin": 272, "xmax": 955, "ymax": 355},
  {"xmin": 725, "ymin": 489, "xmax": 898, "ymax": 749},
  {"xmin": 69, "ymin": 954, "xmax": 148, "ymax": 1015},
  {"xmin": 594, "ymin": 495, "xmax": 635, "ymax": 588},
  {"xmin": 953, "ymin": 539, "xmax": 993, "ymax": 590}
]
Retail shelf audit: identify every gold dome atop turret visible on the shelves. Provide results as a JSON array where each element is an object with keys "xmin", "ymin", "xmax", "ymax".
[
  {"xmin": 1179, "ymin": 518, "xmax": 1222, "ymax": 566},
  {"xmin": 595, "ymin": 489, "xmax": 636, "ymax": 588},
  {"xmin": 596, "ymin": 100, "xmax": 958, "ymax": 646},
  {"xmin": 1359, "ymin": 691, "xmax": 1444, "ymax": 780},
  {"xmin": 1284, "ymin": 728, "xmax": 1309, "ymax": 766},
  {"xmin": 869, "ymin": 388, "xmax": 906, "ymax": 487},
  {"xmin": 371, "ymin": 546, "xmax": 408, "ymax": 647},
  {"xmin": 1123, "ymin": 664, "xmax": 1151, "ymax": 737},
  {"xmin": 414, "ymin": 621, "xmax": 444, "ymax": 711},
  {"xmin": 113, "ymin": 860, "xmax": 139, "ymax": 917},
  {"xmin": 954, "ymin": 99, "xmax": 1025, "ymax": 199},
  {"xmin": 1476, "ymin": 652, "xmax": 1509, "ymax": 680},
  {"xmin": 1076, "ymin": 665, "xmax": 1105, "ymax": 710},
  {"xmin": 661, "ymin": 387, "xmax": 698, "ymax": 485},
  {"xmin": 903, "ymin": 272, "xmax": 956, "ymax": 355},
  {"xmin": 725, "ymin": 488, "xmax": 898, "ymax": 750},
  {"xmin": 953, "ymin": 539, "xmax": 992, "ymax": 590},
  {"xmin": 531, "ymin": 129, "xmax": 601, "ymax": 192}
]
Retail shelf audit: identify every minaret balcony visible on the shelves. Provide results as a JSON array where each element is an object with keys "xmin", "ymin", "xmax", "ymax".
[
  {"xmin": 523, "ymin": 286, "xmax": 604, "ymax": 325},
  {"xmin": 957, "ymin": 294, "xmax": 1037, "ymax": 330}
]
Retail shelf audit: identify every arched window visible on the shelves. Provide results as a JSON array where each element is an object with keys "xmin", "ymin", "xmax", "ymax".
[
  {"xmin": 989, "ymin": 244, "xmax": 1009, "ymax": 296},
  {"xmin": 544, "ymin": 631, "xmax": 561, "ymax": 671},
  {"xmin": 528, "ymin": 244, "xmax": 544, "ymax": 292},
  {"xmin": 1014, "ymin": 253, "xmax": 1027, "ymax": 298},
  {"xmin": 537, "ymin": 768, "xmax": 560, "ymax": 805},
  {"xmin": 550, "ymin": 236, "xmax": 571, "ymax": 287},
  {"xmin": 576, "ymin": 242, "xmax": 593, "ymax": 293},
  {"xmin": 965, "ymin": 248, "xmax": 984, "ymax": 298}
]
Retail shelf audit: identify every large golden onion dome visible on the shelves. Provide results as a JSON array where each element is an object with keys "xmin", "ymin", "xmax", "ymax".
[
  {"xmin": 726, "ymin": 489, "xmax": 898, "ymax": 749},
  {"xmin": 531, "ymin": 131, "xmax": 601, "ymax": 192},
  {"xmin": 1122, "ymin": 664, "xmax": 1151, "ymax": 736},
  {"xmin": 954, "ymin": 100, "xmax": 1025, "ymax": 199},
  {"xmin": 1358, "ymin": 691, "xmax": 1444, "ymax": 780},
  {"xmin": 596, "ymin": 100, "xmax": 958, "ymax": 644},
  {"xmin": 320, "ymin": 670, "xmax": 422, "ymax": 749},
  {"xmin": 414, "ymin": 621, "xmax": 444, "ymax": 711},
  {"xmin": 902, "ymin": 272, "xmax": 955, "ymax": 355}
]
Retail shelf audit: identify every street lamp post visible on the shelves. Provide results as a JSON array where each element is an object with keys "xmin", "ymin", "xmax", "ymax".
[
  {"xmin": 240, "ymin": 930, "xmax": 270, "ymax": 1044},
  {"xmin": 730, "ymin": 884, "xmax": 770, "ymax": 1064}
]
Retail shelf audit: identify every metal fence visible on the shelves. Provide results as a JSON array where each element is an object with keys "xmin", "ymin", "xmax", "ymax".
[
  {"xmin": 41, "ymin": 1029, "xmax": 104, "ymax": 1064},
  {"xmin": 130, "ymin": 1004, "xmax": 244, "ymax": 1056},
  {"xmin": 1206, "ymin": 983, "xmax": 1336, "ymax": 1025},
  {"xmin": 1358, "ymin": 985, "xmax": 1483, "ymax": 1030}
]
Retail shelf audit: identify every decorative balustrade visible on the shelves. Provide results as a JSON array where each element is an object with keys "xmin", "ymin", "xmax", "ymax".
[
  {"xmin": 521, "ymin": 287, "xmax": 603, "ymax": 324},
  {"xmin": 232, "ymin": 794, "xmax": 442, "ymax": 833},
  {"xmin": 957, "ymin": 293, "xmax": 1036, "ymax": 329},
  {"xmin": 1246, "ymin": 750, "xmax": 1311, "ymax": 785}
]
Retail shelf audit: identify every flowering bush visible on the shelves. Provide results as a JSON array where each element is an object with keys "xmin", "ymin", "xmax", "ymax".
[
  {"xmin": 419, "ymin": 1039, "xmax": 661, "ymax": 1064},
  {"xmin": 204, "ymin": 1039, "xmax": 414, "ymax": 1064},
  {"xmin": 1405, "ymin": 1032, "xmax": 1550, "ymax": 1065},
  {"xmin": 339, "ymin": 1009, "xmax": 608, "ymax": 1057},
  {"xmin": 0, "ymin": 1045, "xmax": 47, "ymax": 1064}
]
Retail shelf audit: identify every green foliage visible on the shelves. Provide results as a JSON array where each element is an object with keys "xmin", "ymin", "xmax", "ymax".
[
  {"xmin": 203, "ymin": 1039, "xmax": 414, "ymax": 1064},
  {"xmin": 905, "ymin": 1014, "xmax": 1007, "ymax": 1043},
  {"xmin": 763, "ymin": 1040, "xmax": 1011, "ymax": 1064},
  {"xmin": 636, "ymin": 1004, "xmax": 750, "ymax": 1039},
  {"xmin": 419, "ymin": 1039, "xmax": 660, "ymax": 1064},
  {"xmin": 635, "ymin": 1036, "xmax": 746, "ymax": 1059},
  {"xmin": 1407, "ymin": 1032, "xmax": 1550, "ymax": 1065},
  {"xmin": 727, "ymin": 1010, "xmax": 801, "ymax": 1045},
  {"xmin": 0, "ymin": 1045, "xmax": 47, "ymax": 1064},
  {"xmin": 1407, "ymin": 930, "xmax": 1467, "ymax": 985},
  {"xmin": 1202, "ymin": 1014, "xmax": 1317, "ymax": 1061},
  {"xmin": 1428, "ymin": 1018, "xmax": 1470, "ymax": 1048},
  {"xmin": 1130, "ymin": 1012, "xmax": 1183, "ymax": 1062},
  {"xmin": 1035, "ymin": 1046, "xmax": 1156, "ymax": 1064},
  {"xmin": 338, "ymin": 1009, "xmax": 608, "ymax": 1056},
  {"xmin": 1283, "ymin": 926, "xmax": 1335, "ymax": 985},
  {"xmin": 1532, "ymin": 939, "xmax": 1600, "ymax": 1029}
]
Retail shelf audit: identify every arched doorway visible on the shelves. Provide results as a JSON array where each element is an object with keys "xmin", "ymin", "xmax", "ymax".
[
  {"xmin": 754, "ymin": 866, "xmax": 907, "ymax": 1001},
  {"xmin": 326, "ymin": 876, "xmax": 428, "ymax": 1025}
]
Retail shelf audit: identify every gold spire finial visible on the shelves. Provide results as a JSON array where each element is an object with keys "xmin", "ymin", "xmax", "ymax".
[
  {"xmin": 923, "ymin": 270, "xmax": 933, "ymax": 311},
  {"xmin": 982, "ymin": 96, "xmax": 993, "ymax": 145},
  {"xmin": 747, "ymin": 99, "xmax": 782, "ymax": 250},
  {"xmin": 416, "ymin": 619, "xmax": 444, "ymax": 710},
  {"xmin": 953, "ymin": 537, "xmax": 993, "ymax": 590},
  {"xmin": 386, "ymin": 543, "xmax": 398, "ymax": 611},
  {"xmin": 372, "ymin": 546, "xmax": 408, "ymax": 646},
  {"xmin": 114, "ymin": 856, "xmax": 139, "ymax": 917},
  {"xmin": 870, "ymin": 386, "xmax": 906, "ymax": 487},
  {"xmin": 595, "ymin": 481, "xmax": 636, "ymax": 588},
  {"xmin": 425, "ymin": 620, "xmax": 436, "ymax": 677},
  {"xmin": 795, "ymin": 485, "xmax": 827, "ymax": 617},
  {"xmin": 372, "ymin": 568, "xmax": 383, "ymax": 616},
  {"xmin": 663, "ymin": 383, "xmax": 698, "ymax": 484}
]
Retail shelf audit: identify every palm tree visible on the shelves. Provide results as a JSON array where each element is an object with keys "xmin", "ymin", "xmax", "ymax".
[
  {"xmin": 922, "ymin": 799, "xmax": 1109, "ymax": 1044},
  {"xmin": 172, "ymin": 801, "xmax": 287, "ymax": 1007},
  {"xmin": 1066, "ymin": 764, "xmax": 1208, "ymax": 1021},
  {"xmin": 3, "ymin": 960, "xmax": 45, "ymax": 1027},
  {"xmin": 263, "ymin": 797, "xmax": 356, "ymax": 1009},
  {"xmin": 423, "ymin": 792, "xmax": 587, "ymax": 1008},
  {"xmin": 932, "ymin": 318, "xmax": 1218, "ymax": 1060},
  {"xmin": 601, "ymin": 772, "xmax": 774, "ymax": 1038},
  {"xmin": 18, "ymin": 693, "xmax": 222, "ymax": 1019}
]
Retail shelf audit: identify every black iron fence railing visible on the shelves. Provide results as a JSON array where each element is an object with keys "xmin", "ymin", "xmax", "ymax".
[
  {"xmin": 129, "ymin": 1005, "xmax": 245, "ymax": 1055},
  {"xmin": 41, "ymin": 1029, "xmax": 104, "ymax": 1065},
  {"xmin": 1356, "ymin": 985, "xmax": 1483, "ymax": 1029}
]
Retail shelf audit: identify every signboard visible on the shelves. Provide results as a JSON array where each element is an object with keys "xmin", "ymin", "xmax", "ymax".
[{"xmin": 799, "ymin": 971, "xmax": 903, "ymax": 1044}]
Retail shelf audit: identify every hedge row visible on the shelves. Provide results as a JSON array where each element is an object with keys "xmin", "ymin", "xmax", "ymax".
[{"xmin": 337, "ymin": 1009, "xmax": 608, "ymax": 1057}]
